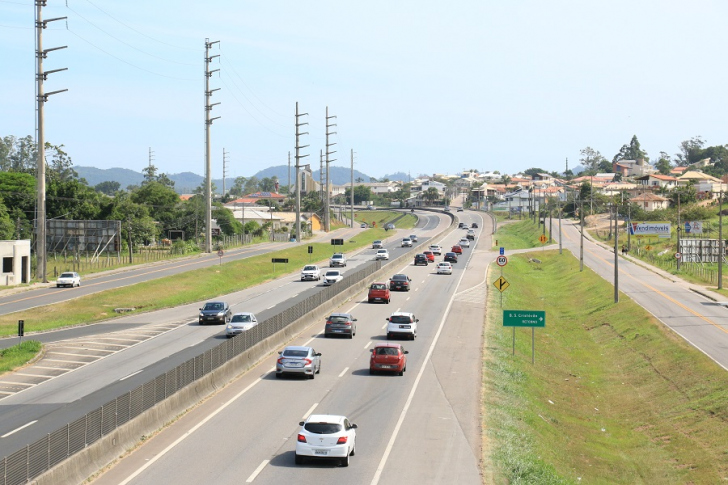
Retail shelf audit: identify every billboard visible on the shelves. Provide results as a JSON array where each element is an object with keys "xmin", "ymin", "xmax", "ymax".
[
  {"xmin": 683, "ymin": 221, "xmax": 703, "ymax": 235},
  {"xmin": 628, "ymin": 222, "xmax": 671, "ymax": 238}
]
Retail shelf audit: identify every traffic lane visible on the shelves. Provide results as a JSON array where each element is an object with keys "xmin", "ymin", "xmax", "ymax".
[
  {"xmin": 92, "ymin": 238, "xmax": 471, "ymax": 485},
  {"xmin": 560, "ymin": 222, "xmax": 728, "ymax": 370}
]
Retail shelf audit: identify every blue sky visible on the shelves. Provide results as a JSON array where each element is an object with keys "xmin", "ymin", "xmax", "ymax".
[{"xmin": 2, "ymin": 1, "xmax": 727, "ymax": 179}]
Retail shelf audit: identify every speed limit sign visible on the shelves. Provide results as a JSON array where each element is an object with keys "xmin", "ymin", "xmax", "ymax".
[
  {"xmin": 675, "ymin": 252, "xmax": 681, "ymax": 260},
  {"xmin": 496, "ymin": 255, "xmax": 508, "ymax": 267}
]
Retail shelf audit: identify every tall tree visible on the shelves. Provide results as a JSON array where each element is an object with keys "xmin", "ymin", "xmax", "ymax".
[
  {"xmin": 142, "ymin": 164, "xmax": 159, "ymax": 184},
  {"xmin": 523, "ymin": 167, "xmax": 548, "ymax": 177},
  {"xmin": 613, "ymin": 135, "xmax": 649, "ymax": 163},
  {"xmin": 95, "ymin": 181, "xmax": 121, "ymax": 195},
  {"xmin": 244, "ymin": 176, "xmax": 260, "ymax": 195},
  {"xmin": 0, "ymin": 197, "xmax": 14, "ymax": 239},
  {"xmin": 0, "ymin": 135, "xmax": 37, "ymax": 173},
  {"xmin": 674, "ymin": 136, "xmax": 705, "ymax": 166},
  {"xmin": 655, "ymin": 152, "xmax": 673, "ymax": 175},
  {"xmin": 46, "ymin": 143, "xmax": 77, "ymax": 182},
  {"xmin": 579, "ymin": 147, "xmax": 607, "ymax": 173}
]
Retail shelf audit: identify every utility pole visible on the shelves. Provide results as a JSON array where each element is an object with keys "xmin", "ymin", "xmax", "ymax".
[
  {"xmin": 287, "ymin": 151, "xmax": 291, "ymax": 194},
  {"xmin": 148, "ymin": 147, "xmax": 154, "ymax": 168},
  {"xmin": 614, "ymin": 203, "xmax": 619, "ymax": 303},
  {"xmin": 295, "ymin": 102, "xmax": 309, "ymax": 243},
  {"xmin": 222, "ymin": 148, "xmax": 228, "ymax": 197},
  {"xmin": 319, "ymin": 149, "xmax": 324, "ymax": 202},
  {"xmin": 35, "ymin": 2, "xmax": 67, "ymax": 282},
  {"xmin": 350, "ymin": 149, "xmax": 354, "ymax": 227},
  {"xmin": 325, "ymin": 107, "xmax": 337, "ymax": 232},
  {"xmin": 719, "ymin": 191, "xmax": 723, "ymax": 290},
  {"xmin": 580, "ymin": 199, "xmax": 584, "ymax": 272},
  {"xmin": 204, "ymin": 38, "xmax": 220, "ymax": 253}
]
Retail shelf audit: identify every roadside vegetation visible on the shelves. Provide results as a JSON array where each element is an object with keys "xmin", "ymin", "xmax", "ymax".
[
  {"xmin": 492, "ymin": 217, "xmax": 547, "ymax": 250},
  {"xmin": 353, "ymin": 210, "xmax": 417, "ymax": 229},
  {"xmin": 0, "ymin": 340, "xmax": 42, "ymax": 375},
  {"xmin": 483, "ymin": 249, "xmax": 728, "ymax": 484},
  {"xmin": 0, "ymin": 228, "xmax": 389, "ymax": 338}
]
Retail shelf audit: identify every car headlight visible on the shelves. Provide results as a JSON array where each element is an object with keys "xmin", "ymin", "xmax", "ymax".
[
  {"xmin": 216, "ymin": 311, "xmax": 225, "ymax": 316},
  {"xmin": 227, "ymin": 325, "xmax": 232, "ymax": 329},
  {"xmin": 199, "ymin": 313, "xmax": 204, "ymax": 318}
]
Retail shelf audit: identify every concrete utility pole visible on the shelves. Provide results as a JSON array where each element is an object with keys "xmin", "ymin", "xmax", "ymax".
[
  {"xmin": 319, "ymin": 149, "xmax": 324, "ymax": 202},
  {"xmin": 148, "ymin": 147, "xmax": 154, "ymax": 168},
  {"xmin": 222, "ymin": 148, "xmax": 228, "ymax": 197},
  {"xmin": 580, "ymin": 199, "xmax": 584, "ymax": 272},
  {"xmin": 287, "ymin": 151, "xmax": 291, "ymax": 194},
  {"xmin": 35, "ymin": 2, "xmax": 67, "ymax": 282},
  {"xmin": 719, "ymin": 191, "xmax": 723, "ymax": 290},
  {"xmin": 325, "ymin": 107, "xmax": 337, "ymax": 232},
  {"xmin": 350, "ymin": 149, "xmax": 354, "ymax": 227},
  {"xmin": 295, "ymin": 102, "xmax": 309, "ymax": 243},
  {"xmin": 614, "ymin": 203, "xmax": 619, "ymax": 303},
  {"xmin": 204, "ymin": 38, "xmax": 220, "ymax": 253}
]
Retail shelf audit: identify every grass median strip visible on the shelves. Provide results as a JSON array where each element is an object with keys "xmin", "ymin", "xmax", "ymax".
[
  {"xmin": 0, "ymin": 340, "xmax": 42, "ymax": 375},
  {"xmin": 0, "ymin": 229, "xmax": 391, "ymax": 338},
  {"xmin": 483, "ymin": 249, "xmax": 728, "ymax": 484}
]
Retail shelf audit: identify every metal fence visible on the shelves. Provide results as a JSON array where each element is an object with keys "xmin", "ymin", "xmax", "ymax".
[{"xmin": 1, "ymin": 259, "xmax": 382, "ymax": 485}]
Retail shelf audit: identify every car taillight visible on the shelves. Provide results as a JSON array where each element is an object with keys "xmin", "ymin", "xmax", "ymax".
[
  {"xmin": 298, "ymin": 434, "xmax": 307, "ymax": 443},
  {"xmin": 304, "ymin": 358, "xmax": 312, "ymax": 365},
  {"xmin": 336, "ymin": 436, "xmax": 348, "ymax": 444},
  {"xmin": 326, "ymin": 320, "xmax": 332, "ymax": 325},
  {"xmin": 277, "ymin": 358, "xmax": 284, "ymax": 364},
  {"xmin": 344, "ymin": 321, "xmax": 351, "ymax": 325}
]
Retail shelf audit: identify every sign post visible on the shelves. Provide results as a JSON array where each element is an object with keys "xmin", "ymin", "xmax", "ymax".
[
  {"xmin": 503, "ymin": 310, "xmax": 545, "ymax": 364},
  {"xmin": 308, "ymin": 245, "xmax": 313, "ymax": 262},
  {"xmin": 272, "ymin": 257, "xmax": 289, "ymax": 272},
  {"xmin": 217, "ymin": 249, "xmax": 223, "ymax": 265},
  {"xmin": 539, "ymin": 233, "xmax": 547, "ymax": 250},
  {"xmin": 18, "ymin": 319, "xmax": 24, "ymax": 344}
]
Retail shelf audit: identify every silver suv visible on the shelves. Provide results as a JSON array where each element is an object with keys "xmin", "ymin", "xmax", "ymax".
[{"xmin": 329, "ymin": 253, "xmax": 347, "ymax": 267}]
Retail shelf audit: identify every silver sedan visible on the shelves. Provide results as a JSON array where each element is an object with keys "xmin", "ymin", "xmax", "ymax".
[
  {"xmin": 225, "ymin": 312, "xmax": 258, "ymax": 338},
  {"xmin": 276, "ymin": 346, "xmax": 322, "ymax": 379}
]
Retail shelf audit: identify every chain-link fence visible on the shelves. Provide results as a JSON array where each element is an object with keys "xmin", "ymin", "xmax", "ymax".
[{"xmin": 0, "ymin": 259, "xmax": 383, "ymax": 485}]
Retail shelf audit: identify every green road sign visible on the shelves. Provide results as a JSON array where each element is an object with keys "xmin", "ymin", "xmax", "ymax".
[{"xmin": 503, "ymin": 310, "xmax": 545, "ymax": 327}]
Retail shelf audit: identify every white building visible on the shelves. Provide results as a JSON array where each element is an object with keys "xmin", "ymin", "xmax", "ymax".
[{"xmin": 1, "ymin": 240, "xmax": 31, "ymax": 286}]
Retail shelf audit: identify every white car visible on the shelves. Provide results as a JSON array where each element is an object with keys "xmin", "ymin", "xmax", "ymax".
[
  {"xmin": 329, "ymin": 253, "xmax": 347, "ymax": 267},
  {"xmin": 295, "ymin": 414, "xmax": 358, "ymax": 466},
  {"xmin": 300, "ymin": 265, "xmax": 321, "ymax": 281},
  {"xmin": 436, "ymin": 261, "xmax": 453, "ymax": 275},
  {"xmin": 375, "ymin": 249, "xmax": 390, "ymax": 260},
  {"xmin": 56, "ymin": 272, "xmax": 81, "ymax": 288},
  {"xmin": 401, "ymin": 238, "xmax": 412, "ymax": 247},
  {"xmin": 386, "ymin": 312, "xmax": 418, "ymax": 340},
  {"xmin": 323, "ymin": 270, "xmax": 344, "ymax": 285},
  {"xmin": 225, "ymin": 312, "xmax": 258, "ymax": 338},
  {"xmin": 429, "ymin": 245, "xmax": 442, "ymax": 255},
  {"xmin": 372, "ymin": 240, "xmax": 383, "ymax": 249},
  {"xmin": 459, "ymin": 238, "xmax": 470, "ymax": 248}
]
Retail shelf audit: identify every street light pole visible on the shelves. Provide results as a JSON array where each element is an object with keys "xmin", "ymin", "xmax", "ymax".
[
  {"xmin": 614, "ymin": 203, "xmax": 619, "ymax": 303},
  {"xmin": 719, "ymin": 191, "xmax": 723, "ymax": 290}
]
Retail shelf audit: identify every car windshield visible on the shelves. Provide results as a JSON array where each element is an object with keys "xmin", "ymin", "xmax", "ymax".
[
  {"xmin": 378, "ymin": 250, "xmax": 387, "ymax": 253},
  {"xmin": 374, "ymin": 241, "xmax": 381, "ymax": 244},
  {"xmin": 203, "ymin": 303, "xmax": 223, "ymax": 311},
  {"xmin": 282, "ymin": 349, "xmax": 308, "ymax": 358},
  {"xmin": 392, "ymin": 275, "xmax": 407, "ymax": 281},
  {"xmin": 332, "ymin": 255, "xmax": 343, "ymax": 259},
  {"xmin": 304, "ymin": 423, "xmax": 342, "ymax": 434},
  {"xmin": 329, "ymin": 315, "xmax": 350, "ymax": 323},
  {"xmin": 60, "ymin": 273, "xmax": 75, "ymax": 278},
  {"xmin": 325, "ymin": 271, "xmax": 340, "ymax": 276},
  {"xmin": 303, "ymin": 266, "xmax": 317, "ymax": 271},
  {"xmin": 376, "ymin": 347, "xmax": 400, "ymax": 355},
  {"xmin": 390, "ymin": 315, "xmax": 412, "ymax": 324},
  {"xmin": 371, "ymin": 284, "xmax": 386, "ymax": 290},
  {"xmin": 446, "ymin": 253, "xmax": 456, "ymax": 257},
  {"xmin": 231, "ymin": 314, "xmax": 251, "ymax": 323}
]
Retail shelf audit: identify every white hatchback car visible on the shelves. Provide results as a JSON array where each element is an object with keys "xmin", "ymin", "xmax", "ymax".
[
  {"xmin": 429, "ymin": 245, "xmax": 442, "ymax": 255},
  {"xmin": 295, "ymin": 415, "xmax": 357, "ymax": 466},
  {"xmin": 436, "ymin": 261, "xmax": 453, "ymax": 275},
  {"xmin": 401, "ymin": 238, "xmax": 412, "ymax": 247},
  {"xmin": 56, "ymin": 272, "xmax": 81, "ymax": 288},
  {"xmin": 225, "ymin": 312, "xmax": 258, "ymax": 338},
  {"xmin": 375, "ymin": 249, "xmax": 390, "ymax": 260},
  {"xmin": 459, "ymin": 238, "xmax": 470, "ymax": 248},
  {"xmin": 386, "ymin": 312, "xmax": 418, "ymax": 340},
  {"xmin": 323, "ymin": 270, "xmax": 344, "ymax": 286}
]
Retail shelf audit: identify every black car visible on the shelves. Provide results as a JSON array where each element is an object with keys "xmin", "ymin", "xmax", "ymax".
[
  {"xmin": 325, "ymin": 313, "xmax": 357, "ymax": 338},
  {"xmin": 414, "ymin": 254, "xmax": 428, "ymax": 266},
  {"xmin": 458, "ymin": 222, "xmax": 466, "ymax": 228},
  {"xmin": 390, "ymin": 274, "xmax": 412, "ymax": 291},
  {"xmin": 199, "ymin": 301, "xmax": 232, "ymax": 325},
  {"xmin": 444, "ymin": 252, "xmax": 458, "ymax": 263},
  {"xmin": 471, "ymin": 223, "xmax": 478, "ymax": 228}
]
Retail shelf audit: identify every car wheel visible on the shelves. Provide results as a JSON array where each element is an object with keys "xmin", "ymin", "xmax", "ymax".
[
  {"xmin": 369, "ymin": 368, "xmax": 374, "ymax": 375},
  {"xmin": 387, "ymin": 333, "xmax": 392, "ymax": 340},
  {"xmin": 275, "ymin": 373, "xmax": 281, "ymax": 379},
  {"xmin": 398, "ymin": 369, "xmax": 404, "ymax": 376},
  {"xmin": 56, "ymin": 285, "xmax": 60, "ymax": 288},
  {"xmin": 368, "ymin": 299, "xmax": 372, "ymax": 303},
  {"xmin": 295, "ymin": 453, "xmax": 304, "ymax": 465},
  {"xmin": 199, "ymin": 321, "xmax": 204, "ymax": 326},
  {"xmin": 341, "ymin": 453, "xmax": 349, "ymax": 467},
  {"xmin": 325, "ymin": 333, "xmax": 330, "ymax": 338},
  {"xmin": 349, "ymin": 332, "xmax": 354, "ymax": 339},
  {"xmin": 387, "ymin": 299, "xmax": 390, "ymax": 304},
  {"xmin": 309, "ymin": 372, "xmax": 315, "ymax": 380},
  {"xmin": 350, "ymin": 444, "xmax": 355, "ymax": 456}
]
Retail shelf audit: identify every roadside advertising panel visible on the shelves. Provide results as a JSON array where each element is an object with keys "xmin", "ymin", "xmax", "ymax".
[{"xmin": 628, "ymin": 222, "xmax": 671, "ymax": 238}]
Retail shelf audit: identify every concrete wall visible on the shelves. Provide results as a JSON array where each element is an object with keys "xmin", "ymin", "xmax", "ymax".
[
  {"xmin": 35, "ymin": 211, "xmax": 456, "ymax": 485},
  {"xmin": 0, "ymin": 240, "xmax": 31, "ymax": 286}
]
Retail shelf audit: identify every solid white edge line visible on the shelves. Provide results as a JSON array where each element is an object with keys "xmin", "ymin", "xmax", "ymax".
[
  {"xmin": 302, "ymin": 402, "xmax": 319, "ymax": 420},
  {"xmin": 338, "ymin": 367, "xmax": 349, "ymax": 378},
  {"xmin": 369, "ymin": 233, "xmax": 474, "ymax": 485},
  {"xmin": 118, "ymin": 377, "xmax": 264, "ymax": 485},
  {"xmin": 119, "ymin": 370, "xmax": 143, "ymax": 381},
  {"xmin": 245, "ymin": 459, "xmax": 269, "ymax": 483},
  {"xmin": 1, "ymin": 420, "xmax": 38, "ymax": 438}
]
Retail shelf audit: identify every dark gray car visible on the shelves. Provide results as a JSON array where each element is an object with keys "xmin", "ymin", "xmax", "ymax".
[
  {"xmin": 325, "ymin": 313, "xmax": 357, "ymax": 338},
  {"xmin": 198, "ymin": 301, "xmax": 232, "ymax": 325}
]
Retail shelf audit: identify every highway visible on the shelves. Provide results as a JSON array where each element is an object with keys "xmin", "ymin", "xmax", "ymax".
[
  {"xmin": 0, "ymin": 211, "xmax": 455, "ymax": 461},
  {"xmin": 91, "ymin": 209, "xmax": 487, "ymax": 485}
]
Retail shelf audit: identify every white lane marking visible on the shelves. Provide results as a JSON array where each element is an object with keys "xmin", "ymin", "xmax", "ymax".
[
  {"xmin": 370, "ymin": 238, "xmax": 471, "ymax": 485},
  {"xmin": 406, "ymin": 297, "xmax": 410, "ymax": 301},
  {"xmin": 245, "ymin": 459, "xmax": 269, "ymax": 483},
  {"xmin": 415, "ymin": 288, "xmax": 419, "ymax": 292},
  {"xmin": 396, "ymin": 307, "xmax": 401, "ymax": 312},
  {"xmin": 188, "ymin": 340, "xmax": 204, "ymax": 348},
  {"xmin": 119, "ymin": 370, "xmax": 143, "ymax": 381},
  {"xmin": 364, "ymin": 341, "xmax": 372, "ymax": 349},
  {"xmin": 1, "ymin": 420, "xmax": 37, "ymax": 438},
  {"xmin": 118, "ymin": 376, "xmax": 264, "ymax": 485},
  {"xmin": 267, "ymin": 305, "xmax": 275, "ymax": 310},
  {"xmin": 338, "ymin": 367, "xmax": 349, "ymax": 378},
  {"xmin": 0, "ymin": 381, "xmax": 33, "ymax": 387},
  {"xmin": 382, "ymin": 323, "xmax": 387, "ymax": 329},
  {"xmin": 422, "ymin": 279, "xmax": 426, "ymax": 283},
  {"xmin": 302, "ymin": 402, "xmax": 319, "ymax": 420}
]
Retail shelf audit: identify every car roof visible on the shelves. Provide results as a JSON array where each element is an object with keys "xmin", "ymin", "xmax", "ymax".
[
  {"xmin": 329, "ymin": 312, "xmax": 352, "ymax": 317},
  {"xmin": 390, "ymin": 311, "xmax": 414, "ymax": 317},
  {"xmin": 392, "ymin": 273, "xmax": 408, "ymax": 278},
  {"xmin": 372, "ymin": 342, "xmax": 403, "ymax": 349},
  {"xmin": 377, "ymin": 248, "xmax": 388, "ymax": 251},
  {"xmin": 232, "ymin": 312, "xmax": 255, "ymax": 316},
  {"xmin": 205, "ymin": 301, "xmax": 227, "ymax": 305},
  {"xmin": 283, "ymin": 345, "xmax": 312, "ymax": 352},
  {"xmin": 305, "ymin": 414, "xmax": 346, "ymax": 424}
]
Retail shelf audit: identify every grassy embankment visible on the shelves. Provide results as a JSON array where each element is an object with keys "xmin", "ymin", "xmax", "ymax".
[
  {"xmin": 0, "ymin": 340, "xmax": 42, "ymax": 374},
  {"xmin": 483, "ymin": 249, "xmax": 728, "ymax": 482},
  {"xmin": 353, "ymin": 210, "xmax": 418, "ymax": 230},
  {"xmin": 492, "ymin": 217, "xmax": 547, "ymax": 250}
]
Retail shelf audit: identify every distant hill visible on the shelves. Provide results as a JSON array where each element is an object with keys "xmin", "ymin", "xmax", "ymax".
[
  {"xmin": 381, "ymin": 171, "xmax": 411, "ymax": 182},
  {"xmin": 252, "ymin": 165, "xmax": 374, "ymax": 187},
  {"xmin": 75, "ymin": 166, "xmax": 234, "ymax": 194}
]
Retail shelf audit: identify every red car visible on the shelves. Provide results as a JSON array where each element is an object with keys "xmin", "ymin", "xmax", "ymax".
[
  {"xmin": 422, "ymin": 251, "xmax": 435, "ymax": 262},
  {"xmin": 451, "ymin": 245, "xmax": 463, "ymax": 254},
  {"xmin": 368, "ymin": 282, "xmax": 391, "ymax": 304},
  {"xmin": 369, "ymin": 343, "xmax": 408, "ymax": 376}
]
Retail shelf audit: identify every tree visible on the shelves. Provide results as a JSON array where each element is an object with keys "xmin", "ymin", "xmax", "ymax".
[
  {"xmin": 142, "ymin": 164, "xmax": 159, "ymax": 184},
  {"xmin": 675, "ymin": 136, "xmax": 705, "ymax": 166},
  {"xmin": 667, "ymin": 185, "xmax": 697, "ymax": 205},
  {"xmin": 259, "ymin": 177, "xmax": 276, "ymax": 192},
  {"xmin": 655, "ymin": 152, "xmax": 673, "ymax": 175},
  {"xmin": 579, "ymin": 147, "xmax": 608, "ymax": 174},
  {"xmin": 0, "ymin": 171, "xmax": 36, "ymax": 235},
  {"xmin": 110, "ymin": 193, "xmax": 159, "ymax": 247},
  {"xmin": 95, "ymin": 181, "xmax": 121, "ymax": 195},
  {"xmin": 46, "ymin": 177, "xmax": 104, "ymax": 220},
  {"xmin": 0, "ymin": 197, "xmax": 14, "ymax": 239},
  {"xmin": 244, "ymin": 176, "xmax": 260, "ymax": 195},
  {"xmin": 523, "ymin": 167, "xmax": 548, "ymax": 177},
  {"xmin": 46, "ymin": 143, "xmax": 77, "ymax": 182},
  {"xmin": 613, "ymin": 135, "xmax": 649, "ymax": 163},
  {"xmin": 0, "ymin": 135, "xmax": 37, "ymax": 173},
  {"xmin": 423, "ymin": 187, "xmax": 440, "ymax": 205},
  {"xmin": 212, "ymin": 204, "xmax": 242, "ymax": 236},
  {"xmin": 344, "ymin": 185, "xmax": 373, "ymax": 205},
  {"xmin": 131, "ymin": 181, "xmax": 180, "ymax": 233},
  {"xmin": 229, "ymin": 176, "xmax": 247, "ymax": 196}
]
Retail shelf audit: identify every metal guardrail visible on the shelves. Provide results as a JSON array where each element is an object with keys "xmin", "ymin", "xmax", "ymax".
[{"xmin": 1, "ymin": 260, "xmax": 382, "ymax": 485}]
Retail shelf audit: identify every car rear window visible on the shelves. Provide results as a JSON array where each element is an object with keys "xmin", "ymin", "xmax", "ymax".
[
  {"xmin": 376, "ymin": 347, "xmax": 399, "ymax": 355},
  {"xmin": 304, "ymin": 423, "xmax": 342, "ymax": 434},
  {"xmin": 325, "ymin": 271, "xmax": 339, "ymax": 276},
  {"xmin": 60, "ymin": 273, "xmax": 75, "ymax": 278},
  {"xmin": 392, "ymin": 275, "xmax": 407, "ymax": 281},
  {"xmin": 329, "ymin": 315, "xmax": 350, "ymax": 323},
  {"xmin": 282, "ymin": 350, "xmax": 308, "ymax": 357},
  {"xmin": 204, "ymin": 303, "xmax": 223, "ymax": 310},
  {"xmin": 390, "ymin": 315, "xmax": 412, "ymax": 324},
  {"xmin": 371, "ymin": 284, "xmax": 386, "ymax": 290},
  {"xmin": 303, "ymin": 266, "xmax": 317, "ymax": 271},
  {"xmin": 231, "ymin": 314, "xmax": 251, "ymax": 323}
]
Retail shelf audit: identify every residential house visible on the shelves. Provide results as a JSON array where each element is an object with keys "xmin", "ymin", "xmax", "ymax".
[
  {"xmin": 612, "ymin": 159, "xmax": 654, "ymax": 177},
  {"xmin": 631, "ymin": 192, "xmax": 669, "ymax": 211},
  {"xmin": 634, "ymin": 174, "xmax": 678, "ymax": 191}
]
